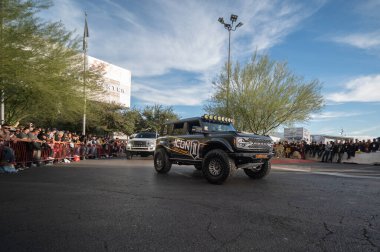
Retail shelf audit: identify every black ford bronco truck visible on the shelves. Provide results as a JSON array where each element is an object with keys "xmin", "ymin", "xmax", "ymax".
[{"xmin": 153, "ymin": 115, "xmax": 273, "ymax": 184}]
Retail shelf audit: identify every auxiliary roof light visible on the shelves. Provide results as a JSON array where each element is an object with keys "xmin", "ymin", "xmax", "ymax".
[{"xmin": 202, "ymin": 114, "xmax": 234, "ymax": 123}]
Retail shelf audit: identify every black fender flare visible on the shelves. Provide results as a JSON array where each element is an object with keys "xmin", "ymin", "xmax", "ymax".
[{"xmin": 205, "ymin": 138, "xmax": 234, "ymax": 153}]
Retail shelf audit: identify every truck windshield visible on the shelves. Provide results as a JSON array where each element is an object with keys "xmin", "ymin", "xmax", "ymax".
[
  {"xmin": 202, "ymin": 122, "xmax": 236, "ymax": 132},
  {"xmin": 135, "ymin": 132, "xmax": 157, "ymax": 138}
]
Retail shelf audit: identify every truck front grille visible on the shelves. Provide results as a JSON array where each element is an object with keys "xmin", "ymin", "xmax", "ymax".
[{"xmin": 132, "ymin": 141, "xmax": 148, "ymax": 147}]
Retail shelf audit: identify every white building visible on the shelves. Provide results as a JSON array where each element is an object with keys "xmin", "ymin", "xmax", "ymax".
[
  {"xmin": 88, "ymin": 56, "xmax": 131, "ymax": 108},
  {"xmin": 311, "ymin": 134, "xmax": 358, "ymax": 144},
  {"xmin": 284, "ymin": 127, "xmax": 311, "ymax": 143}
]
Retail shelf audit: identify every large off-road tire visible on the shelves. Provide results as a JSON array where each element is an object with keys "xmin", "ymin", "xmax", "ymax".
[
  {"xmin": 243, "ymin": 161, "xmax": 271, "ymax": 179},
  {"xmin": 194, "ymin": 164, "xmax": 202, "ymax": 170},
  {"xmin": 126, "ymin": 151, "xmax": 132, "ymax": 160},
  {"xmin": 154, "ymin": 148, "xmax": 172, "ymax": 174},
  {"xmin": 202, "ymin": 149, "xmax": 236, "ymax": 184}
]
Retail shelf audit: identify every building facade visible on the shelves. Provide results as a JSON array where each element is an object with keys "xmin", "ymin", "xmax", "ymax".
[
  {"xmin": 284, "ymin": 127, "xmax": 311, "ymax": 143},
  {"xmin": 88, "ymin": 56, "xmax": 131, "ymax": 108},
  {"xmin": 311, "ymin": 135, "xmax": 354, "ymax": 144}
]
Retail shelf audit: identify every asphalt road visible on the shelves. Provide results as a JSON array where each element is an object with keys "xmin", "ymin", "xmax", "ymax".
[{"xmin": 1, "ymin": 158, "xmax": 379, "ymax": 252}]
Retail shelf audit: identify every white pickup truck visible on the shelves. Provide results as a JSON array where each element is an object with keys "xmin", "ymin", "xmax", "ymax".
[{"xmin": 126, "ymin": 132, "xmax": 158, "ymax": 159}]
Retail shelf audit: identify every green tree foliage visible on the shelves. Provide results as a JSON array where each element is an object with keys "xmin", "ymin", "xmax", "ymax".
[
  {"xmin": 86, "ymin": 102, "xmax": 141, "ymax": 136},
  {"xmin": 35, "ymin": 102, "xmax": 179, "ymax": 137},
  {"xmin": 206, "ymin": 53, "xmax": 324, "ymax": 135},
  {"xmin": 0, "ymin": 0, "xmax": 103, "ymax": 125},
  {"xmin": 139, "ymin": 104, "xmax": 179, "ymax": 134}
]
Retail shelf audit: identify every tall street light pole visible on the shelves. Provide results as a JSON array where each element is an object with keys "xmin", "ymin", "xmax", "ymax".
[
  {"xmin": 82, "ymin": 12, "xmax": 89, "ymax": 136},
  {"xmin": 0, "ymin": 1, "xmax": 4, "ymax": 126},
  {"xmin": 218, "ymin": 14, "xmax": 243, "ymax": 117}
]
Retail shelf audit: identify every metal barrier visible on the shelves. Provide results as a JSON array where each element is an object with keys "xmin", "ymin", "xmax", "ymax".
[{"xmin": 0, "ymin": 140, "xmax": 117, "ymax": 167}]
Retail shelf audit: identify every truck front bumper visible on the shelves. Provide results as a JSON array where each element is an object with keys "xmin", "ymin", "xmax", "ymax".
[
  {"xmin": 126, "ymin": 147, "xmax": 156, "ymax": 153},
  {"xmin": 229, "ymin": 152, "xmax": 273, "ymax": 160}
]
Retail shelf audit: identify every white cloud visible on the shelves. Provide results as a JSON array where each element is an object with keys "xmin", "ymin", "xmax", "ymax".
[
  {"xmin": 332, "ymin": 32, "xmax": 380, "ymax": 49},
  {"xmin": 312, "ymin": 111, "xmax": 359, "ymax": 119},
  {"xmin": 132, "ymin": 81, "xmax": 211, "ymax": 106},
  {"xmin": 349, "ymin": 126, "xmax": 380, "ymax": 136},
  {"xmin": 310, "ymin": 111, "xmax": 375, "ymax": 122},
  {"xmin": 240, "ymin": 1, "xmax": 325, "ymax": 53},
  {"xmin": 326, "ymin": 75, "xmax": 380, "ymax": 102},
  {"xmin": 355, "ymin": 0, "xmax": 380, "ymax": 18},
  {"xmin": 40, "ymin": 0, "xmax": 325, "ymax": 106},
  {"xmin": 316, "ymin": 127, "xmax": 339, "ymax": 135}
]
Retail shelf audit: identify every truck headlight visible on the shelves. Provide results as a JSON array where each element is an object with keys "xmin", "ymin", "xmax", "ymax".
[{"xmin": 235, "ymin": 137, "xmax": 253, "ymax": 149}]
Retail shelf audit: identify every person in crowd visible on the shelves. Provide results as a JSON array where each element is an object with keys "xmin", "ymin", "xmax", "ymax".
[
  {"xmin": 371, "ymin": 138, "xmax": 379, "ymax": 152},
  {"xmin": 337, "ymin": 140, "xmax": 347, "ymax": 163},
  {"xmin": 318, "ymin": 143, "xmax": 325, "ymax": 158},
  {"xmin": 347, "ymin": 140, "xmax": 356, "ymax": 159},
  {"xmin": 28, "ymin": 129, "xmax": 42, "ymax": 166},
  {"xmin": 49, "ymin": 129, "xmax": 57, "ymax": 140},
  {"xmin": 322, "ymin": 141, "xmax": 332, "ymax": 162},
  {"xmin": 275, "ymin": 142, "xmax": 284, "ymax": 158},
  {"xmin": 0, "ymin": 125, "xmax": 17, "ymax": 168},
  {"xmin": 355, "ymin": 139, "xmax": 363, "ymax": 152},
  {"xmin": 17, "ymin": 127, "xmax": 30, "ymax": 139},
  {"xmin": 310, "ymin": 142, "xmax": 318, "ymax": 157},
  {"xmin": 329, "ymin": 141, "xmax": 338, "ymax": 162},
  {"xmin": 55, "ymin": 131, "xmax": 65, "ymax": 142},
  {"xmin": 86, "ymin": 136, "xmax": 98, "ymax": 159},
  {"xmin": 284, "ymin": 142, "xmax": 292, "ymax": 158},
  {"xmin": 364, "ymin": 139, "xmax": 371, "ymax": 153}
]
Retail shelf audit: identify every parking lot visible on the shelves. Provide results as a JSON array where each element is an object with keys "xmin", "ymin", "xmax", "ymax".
[{"xmin": 1, "ymin": 158, "xmax": 379, "ymax": 251}]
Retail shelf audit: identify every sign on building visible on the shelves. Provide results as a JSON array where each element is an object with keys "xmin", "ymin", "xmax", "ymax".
[
  {"xmin": 284, "ymin": 127, "xmax": 311, "ymax": 143},
  {"xmin": 88, "ymin": 56, "xmax": 131, "ymax": 108}
]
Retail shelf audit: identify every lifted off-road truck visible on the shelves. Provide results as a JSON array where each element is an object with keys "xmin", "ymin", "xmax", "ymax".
[{"xmin": 153, "ymin": 115, "xmax": 273, "ymax": 184}]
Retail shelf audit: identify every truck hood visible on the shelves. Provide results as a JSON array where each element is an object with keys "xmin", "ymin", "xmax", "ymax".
[
  {"xmin": 236, "ymin": 132, "xmax": 272, "ymax": 142},
  {"xmin": 129, "ymin": 138, "xmax": 156, "ymax": 142}
]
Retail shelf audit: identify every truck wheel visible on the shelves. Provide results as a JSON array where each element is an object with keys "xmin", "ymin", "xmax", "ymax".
[
  {"xmin": 244, "ymin": 161, "xmax": 271, "ymax": 179},
  {"xmin": 202, "ymin": 149, "xmax": 236, "ymax": 184},
  {"xmin": 194, "ymin": 164, "xmax": 202, "ymax": 170},
  {"xmin": 126, "ymin": 151, "xmax": 132, "ymax": 160},
  {"xmin": 154, "ymin": 148, "xmax": 172, "ymax": 174}
]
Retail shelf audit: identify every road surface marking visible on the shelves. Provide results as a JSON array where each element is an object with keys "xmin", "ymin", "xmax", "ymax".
[{"xmin": 272, "ymin": 166, "xmax": 380, "ymax": 180}]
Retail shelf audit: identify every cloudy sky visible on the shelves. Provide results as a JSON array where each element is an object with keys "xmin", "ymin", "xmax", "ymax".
[{"xmin": 41, "ymin": 0, "xmax": 380, "ymax": 138}]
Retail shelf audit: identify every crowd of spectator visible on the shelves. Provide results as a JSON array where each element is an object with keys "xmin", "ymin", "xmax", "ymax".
[
  {"xmin": 274, "ymin": 138, "xmax": 380, "ymax": 163},
  {"xmin": 0, "ymin": 123, "xmax": 127, "ymax": 173},
  {"xmin": 2, "ymin": 123, "xmax": 380, "ymax": 172}
]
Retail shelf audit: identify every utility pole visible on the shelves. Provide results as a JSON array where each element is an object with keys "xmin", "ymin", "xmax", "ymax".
[
  {"xmin": 218, "ymin": 14, "xmax": 243, "ymax": 117},
  {"xmin": 0, "ymin": 0, "xmax": 4, "ymax": 126},
  {"xmin": 82, "ymin": 12, "xmax": 89, "ymax": 135}
]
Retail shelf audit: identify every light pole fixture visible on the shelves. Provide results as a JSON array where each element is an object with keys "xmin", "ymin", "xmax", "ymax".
[
  {"xmin": 82, "ymin": 12, "xmax": 89, "ymax": 136},
  {"xmin": 218, "ymin": 14, "xmax": 243, "ymax": 117}
]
